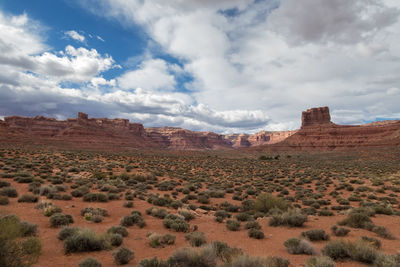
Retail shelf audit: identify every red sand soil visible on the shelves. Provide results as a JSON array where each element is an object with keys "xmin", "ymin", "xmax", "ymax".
[{"xmin": 2, "ymin": 179, "xmax": 400, "ymax": 267}]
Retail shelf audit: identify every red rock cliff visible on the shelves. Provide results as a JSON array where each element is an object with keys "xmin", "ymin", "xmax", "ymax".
[{"xmin": 301, "ymin": 106, "xmax": 332, "ymax": 128}]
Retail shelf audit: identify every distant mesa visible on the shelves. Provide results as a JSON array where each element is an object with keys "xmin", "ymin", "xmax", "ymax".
[
  {"xmin": 301, "ymin": 106, "xmax": 332, "ymax": 128},
  {"xmin": 0, "ymin": 107, "xmax": 399, "ymax": 151}
]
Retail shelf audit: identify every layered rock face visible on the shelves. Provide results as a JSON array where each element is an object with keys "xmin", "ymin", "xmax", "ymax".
[
  {"xmin": 224, "ymin": 130, "xmax": 297, "ymax": 147},
  {"xmin": 0, "ymin": 113, "xmax": 149, "ymax": 149},
  {"xmin": 0, "ymin": 112, "xmax": 294, "ymax": 150},
  {"xmin": 145, "ymin": 127, "xmax": 229, "ymax": 150},
  {"xmin": 280, "ymin": 107, "xmax": 400, "ymax": 150}
]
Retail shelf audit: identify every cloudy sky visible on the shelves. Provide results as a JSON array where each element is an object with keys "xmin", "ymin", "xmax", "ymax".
[{"xmin": 0, "ymin": 0, "xmax": 400, "ymax": 133}]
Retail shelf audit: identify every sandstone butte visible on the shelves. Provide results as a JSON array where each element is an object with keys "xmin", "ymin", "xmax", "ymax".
[{"xmin": 0, "ymin": 107, "xmax": 399, "ymax": 151}]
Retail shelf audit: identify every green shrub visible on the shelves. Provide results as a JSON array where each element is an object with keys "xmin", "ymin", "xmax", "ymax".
[
  {"xmin": 110, "ymin": 234, "xmax": 123, "ymax": 246},
  {"xmin": 78, "ymin": 257, "xmax": 102, "ymax": 267},
  {"xmin": 58, "ymin": 227, "xmax": 80, "ymax": 240},
  {"xmin": 322, "ymin": 240, "xmax": 351, "ymax": 260},
  {"xmin": 171, "ymin": 246, "xmax": 217, "ymax": 267},
  {"xmin": 0, "ymin": 187, "xmax": 18, "ymax": 197},
  {"xmin": 120, "ymin": 213, "xmax": 146, "ymax": 228},
  {"xmin": 361, "ymin": 236, "xmax": 381, "ymax": 249},
  {"xmin": 18, "ymin": 194, "xmax": 38, "ymax": 203},
  {"xmin": 254, "ymin": 193, "xmax": 289, "ymax": 213},
  {"xmin": 0, "ymin": 196, "xmax": 9, "ymax": 205},
  {"xmin": 163, "ymin": 214, "xmax": 189, "ymax": 232},
  {"xmin": 148, "ymin": 233, "xmax": 176, "ymax": 248},
  {"xmin": 331, "ymin": 225, "xmax": 350, "ymax": 236},
  {"xmin": 107, "ymin": 226, "xmax": 128, "ymax": 237},
  {"xmin": 185, "ymin": 231, "xmax": 207, "ymax": 247},
  {"xmin": 22, "ymin": 237, "xmax": 41, "ymax": 256},
  {"xmin": 245, "ymin": 221, "xmax": 261, "ymax": 230},
  {"xmin": 372, "ymin": 225, "xmax": 395, "ymax": 239},
  {"xmin": 226, "ymin": 220, "xmax": 240, "ymax": 231},
  {"xmin": 211, "ymin": 241, "xmax": 243, "ymax": 263},
  {"xmin": 50, "ymin": 213, "xmax": 73, "ymax": 227},
  {"xmin": 338, "ymin": 212, "xmax": 372, "ymax": 228},
  {"xmin": 301, "ymin": 229, "xmax": 329, "ymax": 241},
  {"xmin": 269, "ymin": 209, "xmax": 307, "ymax": 227},
  {"xmin": 248, "ymin": 228, "xmax": 264, "ymax": 239},
  {"xmin": 137, "ymin": 257, "xmax": 172, "ymax": 267},
  {"xmin": 83, "ymin": 193, "xmax": 108, "ymax": 202},
  {"xmin": 0, "ymin": 215, "xmax": 40, "ymax": 267},
  {"xmin": 349, "ymin": 240, "xmax": 379, "ymax": 264},
  {"xmin": 146, "ymin": 207, "xmax": 168, "ymax": 219},
  {"xmin": 113, "ymin": 247, "xmax": 134, "ymax": 265},
  {"xmin": 223, "ymin": 254, "xmax": 290, "ymax": 267},
  {"xmin": 305, "ymin": 256, "xmax": 335, "ymax": 267},
  {"xmin": 283, "ymin": 238, "xmax": 317, "ymax": 255},
  {"xmin": 178, "ymin": 210, "xmax": 195, "ymax": 221},
  {"xmin": 63, "ymin": 228, "xmax": 109, "ymax": 253}
]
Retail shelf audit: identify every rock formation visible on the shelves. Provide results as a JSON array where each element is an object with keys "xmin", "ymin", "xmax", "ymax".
[
  {"xmin": 1, "ymin": 107, "xmax": 399, "ymax": 151},
  {"xmin": 274, "ymin": 107, "xmax": 400, "ymax": 150},
  {"xmin": 301, "ymin": 106, "xmax": 332, "ymax": 128},
  {"xmin": 224, "ymin": 131, "xmax": 297, "ymax": 147}
]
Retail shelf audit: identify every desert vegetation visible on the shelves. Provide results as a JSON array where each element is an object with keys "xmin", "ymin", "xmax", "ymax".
[{"xmin": 0, "ymin": 146, "xmax": 400, "ymax": 266}]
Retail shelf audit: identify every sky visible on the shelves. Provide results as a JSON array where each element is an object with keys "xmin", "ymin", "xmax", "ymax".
[{"xmin": 0, "ymin": 0, "xmax": 400, "ymax": 133}]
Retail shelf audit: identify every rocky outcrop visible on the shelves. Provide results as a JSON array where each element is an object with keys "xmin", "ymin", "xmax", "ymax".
[
  {"xmin": 274, "ymin": 107, "xmax": 400, "ymax": 150},
  {"xmin": 224, "ymin": 131, "xmax": 297, "ymax": 147},
  {"xmin": 301, "ymin": 106, "xmax": 332, "ymax": 128},
  {"xmin": 145, "ymin": 127, "xmax": 230, "ymax": 150}
]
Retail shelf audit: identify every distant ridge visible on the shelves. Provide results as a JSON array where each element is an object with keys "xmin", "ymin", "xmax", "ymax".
[{"xmin": 0, "ymin": 112, "xmax": 295, "ymax": 150}]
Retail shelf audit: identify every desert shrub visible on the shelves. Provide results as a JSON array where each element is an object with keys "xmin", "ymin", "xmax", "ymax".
[
  {"xmin": 163, "ymin": 214, "xmax": 190, "ymax": 232},
  {"xmin": 226, "ymin": 220, "xmax": 241, "ymax": 231},
  {"xmin": 360, "ymin": 236, "xmax": 380, "ymax": 249},
  {"xmin": 0, "ymin": 196, "xmax": 9, "ymax": 205},
  {"xmin": 254, "ymin": 193, "xmax": 289, "ymax": 213},
  {"xmin": 338, "ymin": 212, "xmax": 372, "ymax": 228},
  {"xmin": 245, "ymin": 221, "xmax": 261, "ymax": 230},
  {"xmin": 248, "ymin": 228, "xmax": 264, "ymax": 239},
  {"xmin": 110, "ymin": 234, "xmax": 123, "ymax": 246},
  {"xmin": 22, "ymin": 237, "xmax": 41, "ymax": 256},
  {"xmin": 207, "ymin": 241, "xmax": 241, "ymax": 263},
  {"xmin": 283, "ymin": 238, "xmax": 317, "ymax": 255},
  {"xmin": 50, "ymin": 213, "xmax": 73, "ymax": 227},
  {"xmin": 349, "ymin": 240, "xmax": 379, "ymax": 264},
  {"xmin": 178, "ymin": 210, "xmax": 195, "ymax": 221},
  {"xmin": 58, "ymin": 227, "xmax": 80, "ymax": 240},
  {"xmin": 107, "ymin": 226, "xmax": 128, "ymax": 237},
  {"xmin": 120, "ymin": 213, "xmax": 146, "ymax": 228},
  {"xmin": 171, "ymin": 246, "xmax": 217, "ymax": 267},
  {"xmin": 214, "ymin": 210, "xmax": 231, "ymax": 219},
  {"xmin": 0, "ymin": 215, "xmax": 40, "ymax": 267},
  {"xmin": 373, "ymin": 254, "xmax": 400, "ymax": 267},
  {"xmin": 305, "ymin": 256, "xmax": 335, "ymax": 267},
  {"xmin": 83, "ymin": 193, "xmax": 108, "ymax": 202},
  {"xmin": 0, "ymin": 187, "xmax": 18, "ymax": 197},
  {"xmin": 18, "ymin": 194, "xmax": 38, "ymax": 203},
  {"xmin": 322, "ymin": 240, "xmax": 351, "ymax": 260},
  {"xmin": 148, "ymin": 233, "xmax": 176, "ymax": 248},
  {"xmin": 113, "ymin": 247, "xmax": 134, "ymax": 265},
  {"xmin": 235, "ymin": 212, "xmax": 252, "ymax": 222},
  {"xmin": 301, "ymin": 229, "xmax": 329, "ymax": 241},
  {"xmin": 146, "ymin": 207, "xmax": 168, "ymax": 219},
  {"xmin": 63, "ymin": 228, "xmax": 109, "ymax": 253},
  {"xmin": 331, "ymin": 225, "xmax": 350, "ymax": 236},
  {"xmin": 137, "ymin": 257, "xmax": 173, "ymax": 267},
  {"xmin": 185, "ymin": 231, "xmax": 207, "ymax": 247},
  {"xmin": 318, "ymin": 209, "xmax": 334, "ymax": 216},
  {"xmin": 78, "ymin": 257, "xmax": 102, "ymax": 267},
  {"xmin": 224, "ymin": 254, "xmax": 290, "ymax": 267},
  {"xmin": 269, "ymin": 209, "xmax": 307, "ymax": 227},
  {"xmin": 371, "ymin": 225, "xmax": 395, "ymax": 239},
  {"xmin": 0, "ymin": 180, "xmax": 10, "ymax": 187},
  {"xmin": 43, "ymin": 205, "xmax": 62, "ymax": 216},
  {"xmin": 123, "ymin": 201, "xmax": 133, "ymax": 208}
]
